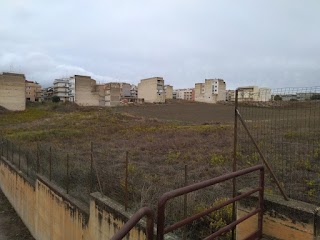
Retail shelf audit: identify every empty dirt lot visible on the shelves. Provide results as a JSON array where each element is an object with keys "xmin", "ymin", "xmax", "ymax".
[{"xmin": 114, "ymin": 101, "xmax": 235, "ymax": 124}]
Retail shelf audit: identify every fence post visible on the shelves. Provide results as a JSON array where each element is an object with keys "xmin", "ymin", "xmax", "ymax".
[
  {"xmin": 183, "ymin": 164, "xmax": 188, "ymax": 240},
  {"xmin": 18, "ymin": 146, "xmax": 21, "ymax": 170},
  {"xmin": 232, "ymin": 89, "xmax": 239, "ymax": 240},
  {"xmin": 11, "ymin": 141, "xmax": 14, "ymax": 163},
  {"xmin": 26, "ymin": 153, "xmax": 29, "ymax": 177},
  {"xmin": 125, "ymin": 151, "xmax": 129, "ymax": 211},
  {"xmin": 37, "ymin": 143, "xmax": 40, "ymax": 173},
  {"xmin": 66, "ymin": 153, "xmax": 69, "ymax": 194},
  {"xmin": 6, "ymin": 139, "xmax": 8, "ymax": 160},
  {"xmin": 1, "ymin": 137, "xmax": 3, "ymax": 156},
  {"xmin": 49, "ymin": 146, "xmax": 52, "ymax": 181},
  {"xmin": 90, "ymin": 142, "xmax": 93, "ymax": 193}
]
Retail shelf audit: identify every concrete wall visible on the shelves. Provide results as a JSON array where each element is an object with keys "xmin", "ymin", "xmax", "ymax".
[
  {"xmin": 105, "ymin": 83, "xmax": 121, "ymax": 107},
  {"xmin": 74, "ymin": 75, "xmax": 100, "ymax": 106},
  {"xmin": 165, "ymin": 85, "xmax": 173, "ymax": 99},
  {"xmin": 0, "ymin": 72, "xmax": 26, "ymax": 111},
  {"xmin": 237, "ymin": 188, "xmax": 319, "ymax": 240},
  {"xmin": 0, "ymin": 156, "xmax": 148, "ymax": 240}
]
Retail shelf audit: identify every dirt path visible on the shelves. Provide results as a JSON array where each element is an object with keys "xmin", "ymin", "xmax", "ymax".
[{"xmin": 0, "ymin": 189, "xmax": 34, "ymax": 240}]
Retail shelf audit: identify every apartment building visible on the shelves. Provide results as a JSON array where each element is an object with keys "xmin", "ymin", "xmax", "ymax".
[
  {"xmin": 25, "ymin": 80, "xmax": 42, "ymax": 102},
  {"xmin": 195, "ymin": 79, "xmax": 226, "ymax": 104},
  {"xmin": 174, "ymin": 88, "xmax": 195, "ymax": 101},
  {"xmin": 130, "ymin": 85, "xmax": 138, "ymax": 98},
  {"xmin": 74, "ymin": 75, "xmax": 100, "ymax": 106},
  {"xmin": 53, "ymin": 77, "xmax": 75, "ymax": 102},
  {"xmin": 164, "ymin": 85, "xmax": 173, "ymax": 99},
  {"xmin": 104, "ymin": 83, "xmax": 121, "ymax": 106},
  {"xmin": 42, "ymin": 87, "xmax": 54, "ymax": 101},
  {"xmin": 120, "ymin": 83, "xmax": 131, "ymax": 98},
  {"xmin": 0, "ymin": 72, "xmax": 26, "ymax": 111},
  {"xmin": 138, "ymin": 77, "xmax": 165, "ymax": 103},
  {"xmin": 237, "ymin": 86, "xmax": 271, "ymax": 102}
]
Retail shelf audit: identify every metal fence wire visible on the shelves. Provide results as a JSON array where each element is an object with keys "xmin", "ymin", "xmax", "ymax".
[{"xmin": 236, "ymin": 86, "xmax": 320, "ymax": 204}]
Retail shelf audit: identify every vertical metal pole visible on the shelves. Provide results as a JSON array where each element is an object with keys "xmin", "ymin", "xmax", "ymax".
[
  {"xmin": 37, "ymin": 143, "xmax": 40, "ymax": 173},
  {"xmin": 18, "ymin": 146, "xmax": 21, "ymax": 170},
  {"xmin": 11, "ymin": 142, "xmax": 14, "ymax": 162},
  {"xmin": 232, "ymin": 90, "xmax": 239, "ymax": 240},
  {"xmin": 183, "ymin": 164, "xmax": 188, "ymax": 240},
  {"xmin": 258, "ymin": 167, "xmax": 265, "ymax": 237},
  {"xmin": 66, "ymin": 153, "xmax": 69, "ymax": 194},
  {"xmin": 1, "ymin": 137, "xmax": 3, "ymax": 156},
  {"xmin": 90, "ymin": 142, "xmax": 93, "ymax": 193},
  {"xmin": 125, "ymin": 151, "xmax": 129, "ymax": 211},
  {"xmin": 7, "ymin": 139, "xmax": 9, "ymax": 160},
  {"xmin": 49, "ymin": 146, "xmax": 52, "ymax": 181},
  {"xmin": 26, "ymin": 153, "xmax": 29, "ymax": 177}
]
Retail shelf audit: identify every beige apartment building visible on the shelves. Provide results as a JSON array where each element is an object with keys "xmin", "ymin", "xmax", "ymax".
[
  {"xmin": 25, "ymin": 80, "xmax": 42, "ymax": 102},
  {"xmin": 0, "ymin": 72, "xmax": 26, "ymax": 111},
  {"xmin": 174, "ymin": 88, "xmax": 195, "ymax": 101},
  {"xmin": 164, "ymin": 85, "xmax": 173, "ymax": 99},
  {"xmin": 195, "ymin": 79, "xmax": 226, "ymax": 104},
  {"xmin": 74, "ymin": 75, "xmax": 101, "ymax": 106},
  {"xmin": 138, "ymin": 77, "xmax": 165, "ymax": 103}
]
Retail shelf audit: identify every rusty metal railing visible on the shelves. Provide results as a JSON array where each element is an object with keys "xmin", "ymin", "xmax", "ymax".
[
  {"xmin": 157, "ymin": 164, "xmax": 265, "ymax": 240},
  {"xmin": 111, "ymin": 207, "xmax": 154, "ymax": 240}
]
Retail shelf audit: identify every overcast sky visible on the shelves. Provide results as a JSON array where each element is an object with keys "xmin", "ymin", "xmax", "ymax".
[{"xmin": 1, "ymin": 0, "xmax": 319, "ymax": 89}]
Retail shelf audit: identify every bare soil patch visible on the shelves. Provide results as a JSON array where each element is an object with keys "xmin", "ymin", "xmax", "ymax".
[{"xmin": 0, "ymin": 189, "xmax": 34, "ymax": 240}]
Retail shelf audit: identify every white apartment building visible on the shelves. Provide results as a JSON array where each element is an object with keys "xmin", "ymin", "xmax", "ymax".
[
  {"xmin": 53, "ymin": 77, "xmax": 75, "ymax": 102},
  {"xmin": 195, "ymin": 79, "xmax": 226, "ymax": 103},
  {"xmin": 138, "ymin": 77, "xmax": 165, "ymax": 103}
]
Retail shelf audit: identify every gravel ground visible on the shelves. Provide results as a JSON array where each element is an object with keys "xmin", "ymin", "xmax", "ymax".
[{"xmin": 0, "ymin": 189, "xmax": 34, "ymax": 240}]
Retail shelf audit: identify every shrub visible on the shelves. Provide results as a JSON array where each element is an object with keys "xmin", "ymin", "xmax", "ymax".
[{"xmin": 52, "ymin": 96, "xmax": 61, "ymax": 103}]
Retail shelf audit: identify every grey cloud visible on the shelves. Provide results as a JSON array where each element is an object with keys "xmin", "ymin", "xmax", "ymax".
[{"xmin": 1, "ymin": 0, "xmax": 320, "ymax": 90}]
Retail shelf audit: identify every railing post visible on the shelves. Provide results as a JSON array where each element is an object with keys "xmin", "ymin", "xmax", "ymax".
[{"xmin": 125, "ymin": 151, "xmax": 129, "ymax": 211}]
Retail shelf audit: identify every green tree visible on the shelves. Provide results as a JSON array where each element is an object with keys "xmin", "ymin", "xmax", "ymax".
[
  {"xmin": 274, "ymin": 95, "xmax": 282, "ymax": 101},
  {"xmin": 52, "ymin": 96, "xmax": 61, "ymax": 103}
]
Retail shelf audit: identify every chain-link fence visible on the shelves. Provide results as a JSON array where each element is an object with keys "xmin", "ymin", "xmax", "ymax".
[
  {"xmin": 236, "ymin": 86, "xmax": 320, "ymax": 204},
  {"xmin": 0, "ymin": 136, "xmax": 233, "ymax": 239}
]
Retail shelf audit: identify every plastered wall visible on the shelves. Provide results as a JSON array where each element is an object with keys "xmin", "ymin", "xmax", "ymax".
[
  {"xmin": 236, "ymin": 188, "xmax": 319, "ymax": 240},
  {"xmin": 0, "ymin": 156, "xmax": 147, "ymax": 240}
]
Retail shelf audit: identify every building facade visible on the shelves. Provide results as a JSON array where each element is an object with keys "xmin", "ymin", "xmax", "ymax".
[
  {"xmin": 237, "ymin": 86, "xmax": 271, "ymax": 102},
  {"xmin": 174, "ymin": 88, "xmax": 195, "ymax": 101},
  {"xmin": 53, "ymin": 77, "xmax": 75, "ymax": 102},
  {"xmin": 25, "ymin": 80, "xmax": 42, "ymax": 102},
  {"xmin": 164, "ymin": 85, "xmax": 173, "ymax": 99},
  {"xmin": 104, "ymin": 83, "xmax": 121, "ymax": 106},
  {"xmin": 137, "ymin": 77, "xmax": 165, "ymax": 103},
  {"xmin": 195, "ymin": 79, "xmax": 226, "ymax": 104},
  {"xmin": 0, "ymin": 72, "xmax": 26, "ymax": 111}
]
